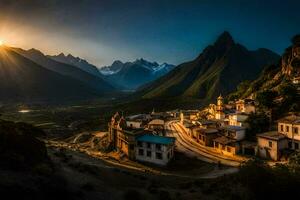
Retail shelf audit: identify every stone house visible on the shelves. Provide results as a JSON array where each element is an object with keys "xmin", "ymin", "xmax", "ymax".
[
  {"xmin": 212, "ymin": 126, "xmax": 246, "ymax": 156},
  {"xmin": 256, "ymin": 131, "xmax": 288, "ymax": 161},
  {"xmin": 213, "ymin": 136, "xmax": 240, "ymax": 156},
  {"xmin": 196, "ymin": 128, "xmax": 219, "ymax": 146}
]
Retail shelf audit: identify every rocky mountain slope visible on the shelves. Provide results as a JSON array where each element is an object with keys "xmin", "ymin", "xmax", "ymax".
[
  {"xmin": 227, "ymin": 34, "xmax": 300, "ymax": 116},
  {"xmin": 136, "ymin": 32, "xmax": 280, "ymax": 105}
]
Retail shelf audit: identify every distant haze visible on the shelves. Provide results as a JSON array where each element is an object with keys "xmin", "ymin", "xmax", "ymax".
[{"xmin": 0, "ymin": 0, "xmax": 299, "ymax": 66}]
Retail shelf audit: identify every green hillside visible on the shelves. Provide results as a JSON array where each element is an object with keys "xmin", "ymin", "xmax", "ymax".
[{"xmin": 137, "ymin": 32, "xmax": 279, "ymax": 107}]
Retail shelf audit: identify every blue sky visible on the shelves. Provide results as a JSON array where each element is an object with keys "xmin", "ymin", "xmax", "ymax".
[{"xmin": 0, "ymin": 0, "xmax": 299, "ymax": 66}]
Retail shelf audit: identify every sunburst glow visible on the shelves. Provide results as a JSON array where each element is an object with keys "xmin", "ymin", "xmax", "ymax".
[{"xmin": 0, "ymin": 40, "xmax": 3, "ymax": 46}]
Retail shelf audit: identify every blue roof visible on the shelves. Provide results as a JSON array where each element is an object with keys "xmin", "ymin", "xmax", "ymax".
[{"xmin": 137, "ymin": 134, "xmax": 175, "ymax": 145}]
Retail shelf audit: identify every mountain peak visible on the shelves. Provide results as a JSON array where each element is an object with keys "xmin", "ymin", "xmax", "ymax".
[
  {"xmin": 214, "ymin": 31, "xmax": 234, "ymax": 47},
  {"xmin": 28, "ymin": 48, "xmax": 44, "ymax": 55},
  {"xmin": 57, "ymin": 53, "xmax": 65, "ymax": 57}
]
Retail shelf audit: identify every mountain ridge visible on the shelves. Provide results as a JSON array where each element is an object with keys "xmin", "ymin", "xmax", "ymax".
[
  {"xmin": 13, "ymin": 48, "xmax": 115, "ymax": 93},
  {"xmin": 100, "ymin": 58, "xmax": 175, "ymax": 89},
  {"xmin": 49, "ymin": 53, "xmax": 102, "ymax": 77},
  {"xmin": 135, "ymin": 31, "xmax": 280, "ymax": 106},
  {"xmin": 0, "ymin": 47, "xmax": 99, "ymax": 103}
]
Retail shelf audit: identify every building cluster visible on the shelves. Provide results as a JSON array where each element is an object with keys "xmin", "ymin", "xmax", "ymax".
[
  {"xmin": 108, "ymin": 112, "xmax": 175, "ymax": 165},
  {"xmin": 181, "ymin": 95, "xmax": 300, "ymax": 161},
  {"xmin": 180, "ymin": 95, "xmax": 256, "ymax": 156},
  {"xmin": 106, "ymin": 95, "xmax": 299, "ymax": 165}
]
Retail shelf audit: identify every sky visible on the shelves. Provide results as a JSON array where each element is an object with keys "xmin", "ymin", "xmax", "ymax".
[{"xmin": 0, "ymin": 0, "xmax": 300, "ymax": 67}]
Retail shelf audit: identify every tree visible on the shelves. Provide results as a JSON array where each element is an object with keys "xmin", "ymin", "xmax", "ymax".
[
  {"xmin": 245, "ymin": 112, "xmax": 270, "ymax": 140},
  {"xmin": 289, "ymin": 152, "xmax": 300, "ymax": 173},
  {"xmin": 278, "ymin": 82, "xmax": 297, "ymax": 100},
  {"xmin": 256, "ymin": 90, "xmax": 278, "ymax": 126},
  {"xmin": 256, "ymin": 90, "xmax": 277, "ymax": 109}
]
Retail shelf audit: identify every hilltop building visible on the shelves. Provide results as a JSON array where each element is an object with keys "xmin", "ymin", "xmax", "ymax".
[{"xmin": 235, "ymin": 99, "xmax": 256, "ymax": 114}]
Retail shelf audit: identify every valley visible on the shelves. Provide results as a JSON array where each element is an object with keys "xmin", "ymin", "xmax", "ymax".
[{"xmin": 1, "ymin": 2, "xmax": 300, "ymax": 198}]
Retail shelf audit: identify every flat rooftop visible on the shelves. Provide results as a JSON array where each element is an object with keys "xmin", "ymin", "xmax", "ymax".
[
  {"xmin": 213, "ymin": 136, "xmax": 237, "ymax": 145},
  {"xmin": 197, "ymin": 128, "xmax": 218, "ymax": 135},
  {"xmin": 222, "ymin": 125, "xmax": 246, "ymax": 131},
  {"xmin": 257, "ymin": 131, "xmax": 286, "ymax": 141},
  {"xmin": 278, "ymin": 115, "xmax": 300, "ymax": 125},
  {"xmin": 137, "ymin": 134, "xmax": 175, "ymax": 145}
]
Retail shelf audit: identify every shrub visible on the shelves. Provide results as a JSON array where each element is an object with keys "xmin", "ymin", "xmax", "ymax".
[{"xmin": 123, "ymin": 189, "xmax": 142, "ymax": 200}]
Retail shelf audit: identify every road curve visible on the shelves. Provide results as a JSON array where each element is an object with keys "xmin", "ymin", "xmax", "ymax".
[{"xmin": 166, "ymin": 120, "xmax": 246, "ymax": 167}]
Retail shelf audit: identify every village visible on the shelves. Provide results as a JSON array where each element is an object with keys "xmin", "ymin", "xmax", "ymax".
[{"xmin": 107, "ymin": 93, "xmax": 300, "ymax": 166}]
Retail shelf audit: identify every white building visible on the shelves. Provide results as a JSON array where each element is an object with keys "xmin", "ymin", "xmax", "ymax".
[
  {"xmin": 228, "ymin": 113, "xmax": 249, "ymax": 127},
  {"xmin": 256, "ymin": 115, "xmax": 300, "ymax": 161},
  {"xmin": 221, "ymin": 125, "xmax": 246, "ymax": 141},
  {"xmin": 278, "ymin": 115, "xmax": 300, "ymax": 150},
  {"xmin": 135, "ymin": 134, "xmax": 175, "ymax": 165}
]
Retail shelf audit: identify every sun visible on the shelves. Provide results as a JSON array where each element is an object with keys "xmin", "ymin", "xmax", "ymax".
[{"xmin": 0, "ymin": 40, "xmax": 3, "ymax": 46}]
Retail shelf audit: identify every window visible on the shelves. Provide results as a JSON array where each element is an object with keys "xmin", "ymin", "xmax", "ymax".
[
  {"xmin": 280, "ymin": 125, "xmax": 284, "ymax": 132},
  {"xmin": 227, "ymin": 147, "xmax": 231, "ymax": 152},
  {"xmin": 289, "ymin": 141, "xmax": 292, "ymax": 148},
  {"xmin": 156, "ymin": 152, "xmax": 162, "ymax": 159},
  {"xmin": 138, "ymin": 149, "xmax": 144, "ymax": 156},
  {"xmin": 146, "ymin": 151, "xmax": 151, "ymax": 157},
  {"xmin": 137, "ymin": 141, "xmax": 143, "ymax": 147},
  {"xmin": 147, "ymin": 142, "xmax": 151, "ymax": 149},
  {"xmin": 222, "ymin": 145, "xmax": 225, "ymax": 150},
  {"xmin": 129, "ymin": 144, "xmax": 134, "ymax": 150},
  {"xmin": 269, "ymin": 141, "xmax": 272, "ymax": 148},
  {"xmin": 286, "ymin": 126, "xmax": 289, "ymax": 132},
  {"xmin": 295, "ymin": 143, "xmax": 299, "ymax": 150},
  {"xmin": 294, "ymin": 127, "xmax": 299, "ymax": 134},
  {"xmin": 156, "ymin": 144, "xmax": 162, "ymax": 151}
]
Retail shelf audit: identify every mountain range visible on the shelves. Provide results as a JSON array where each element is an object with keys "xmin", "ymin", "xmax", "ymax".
[
  {"xmin": 0, "ymin": 31, "xmax": 282, "ymax": 104},
  {"xmin": 136, "ymin": 31, "xmax": 280, "ymax": 106},
  {"xmin": 49, "ymin": 53, "xmax": 102, "ymax": 77},
  {"xmin": 0, "ymin": 47, "xmax": 99, "ymax": 103},
  {"xmin": 100, "ymin": 59, "xmax": 175, "ymax": 89},
  {"xmin": 13, "ymin": 48, "xmax": 114, "ymax": 93}
]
